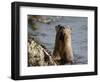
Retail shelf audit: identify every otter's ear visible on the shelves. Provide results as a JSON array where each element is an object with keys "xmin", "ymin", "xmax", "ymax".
[
  {"xmin": 66, "ymin": 25, "xmax": 72, "ymax": 33},
  {"xmin": 68, "ymin": 28, "xmax": 72, "ymax": 33},
  {"xmin": 67, "ymin": 25, "xmax": 71, "ymax": 30},
  {"xmin": 70, "ymin": 28, "xmax": 72, "ymax": 31},
  {"xmin": 55, "ymin": 26, "xmax": 58, "ymax": 32}
]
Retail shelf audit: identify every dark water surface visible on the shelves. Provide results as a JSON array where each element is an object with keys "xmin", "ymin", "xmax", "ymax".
[{"xmin": 28, "ymin": 16, "xmax": 88, "ymax": 64}]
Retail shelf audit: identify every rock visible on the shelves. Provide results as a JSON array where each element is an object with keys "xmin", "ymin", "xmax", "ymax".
[{"xmin": 28, "ymin": 38, "xmax": 56, "ymax": 66}]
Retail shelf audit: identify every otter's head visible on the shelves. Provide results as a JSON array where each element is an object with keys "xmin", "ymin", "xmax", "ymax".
[{"xmin": 55, "ymin": 25, "xmax": 72, "ymax": 41}]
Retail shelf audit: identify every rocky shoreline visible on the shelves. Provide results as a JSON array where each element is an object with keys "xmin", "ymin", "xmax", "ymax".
[{"xmin": 28, "ymin": 36, "xmax": 56, "ymax": 66}]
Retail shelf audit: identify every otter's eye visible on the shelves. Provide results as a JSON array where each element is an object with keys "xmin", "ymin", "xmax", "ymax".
[{"xmin": 58, "ymin": 24, "xmax": 61, "ymax": 27}]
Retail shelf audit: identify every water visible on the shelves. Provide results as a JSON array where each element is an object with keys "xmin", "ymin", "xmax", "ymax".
[{"xmin": 28, "ymin": 16, "xmax": 88, "ymax": 64}]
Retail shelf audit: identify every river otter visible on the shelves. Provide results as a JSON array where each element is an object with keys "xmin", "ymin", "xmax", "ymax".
[{"xmin": 53, "ymin": 25, "xmax": 73, "ymax": 65}]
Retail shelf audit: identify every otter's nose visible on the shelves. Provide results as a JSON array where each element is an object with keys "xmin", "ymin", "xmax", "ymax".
[
  {"xmin": 59, "ymin": 26, "xmax": 65, "ymax": 30},
  {"xmin": 60, "ymin": 26, "xmax": 65, "ymax": 29}
]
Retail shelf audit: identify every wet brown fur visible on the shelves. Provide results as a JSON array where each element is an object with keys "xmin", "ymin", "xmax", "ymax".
[{"xmin": 53, "ymin": 25, "xmax": 73, "ymax": 65}]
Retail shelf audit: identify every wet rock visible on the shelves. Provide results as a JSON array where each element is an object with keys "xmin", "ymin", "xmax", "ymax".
[{"xmin": 28, "ymin": 38, "xmax": 56, "ymax": 66}]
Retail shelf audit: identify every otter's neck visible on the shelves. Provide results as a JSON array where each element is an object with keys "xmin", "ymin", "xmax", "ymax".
[{"xmin": 64, "ymin": 36, "xmax": 72, "ymax": 46}]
